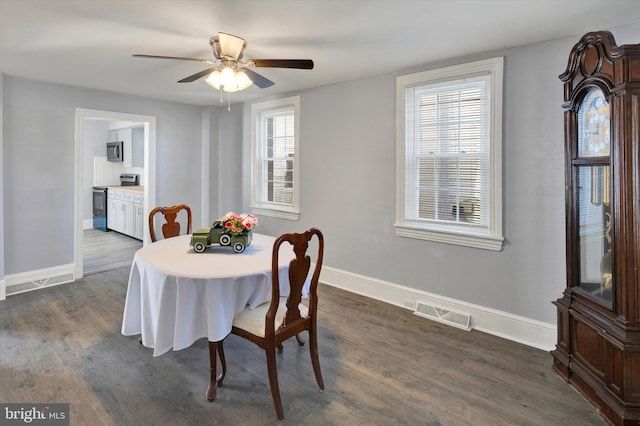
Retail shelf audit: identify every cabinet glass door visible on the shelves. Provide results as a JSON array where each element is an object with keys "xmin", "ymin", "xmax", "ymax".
[
  {"xmin": 576, "ymin": 87, "xmax": 612, "ymax": 304},
  {"xmin": 577, "ymin": 165, "xmax": 612, "ymax": 302}
]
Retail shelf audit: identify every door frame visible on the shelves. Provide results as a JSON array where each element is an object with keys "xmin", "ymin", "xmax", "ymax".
[{"xmin": 74, "ymin": 108, "xmax": 156, "ymax": 280}]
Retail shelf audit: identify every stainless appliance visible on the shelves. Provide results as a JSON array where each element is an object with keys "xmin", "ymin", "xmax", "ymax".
[
  {"xmin": 107, "ymin": 141, "xmax": 123, "ymax": 162},
  {"xmin": 120, "ymin": 173, "xmax": 139, "ymax": 186},
  {"xmin": 92, "ymin": 186, "xmax": 108, "ymax": 231}
]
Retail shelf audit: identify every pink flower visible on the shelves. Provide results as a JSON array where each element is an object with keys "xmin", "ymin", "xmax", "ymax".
[{"xmin": 218, "ymin": 212, "xmax": 258, "ymax": 236}]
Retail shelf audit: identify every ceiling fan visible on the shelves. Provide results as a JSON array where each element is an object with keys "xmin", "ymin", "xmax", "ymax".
[{"xmin": 132, "ymin": 32, "xmax": 314, "ymax": 94}]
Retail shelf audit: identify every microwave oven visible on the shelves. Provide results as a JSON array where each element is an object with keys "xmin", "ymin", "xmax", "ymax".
[{"xmin": 107, "ymin": 141, "xmax": 123, "ymax": 162}]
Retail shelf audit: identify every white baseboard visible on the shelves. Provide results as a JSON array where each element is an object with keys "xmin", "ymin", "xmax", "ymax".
[
  {"xmin": 4, "ymin": 263, "xmax": 75, "ymax": 297},
  {"xmin": 320, "ymin": 266, "xmax": 556, "ymax": 351},
  {"xmin": 83, "ymin": 219, "xmax": 93, "ymax": 230},
  {"xmin": 0, "ymin": 278, "xmax": 5, "ymax": 301}
]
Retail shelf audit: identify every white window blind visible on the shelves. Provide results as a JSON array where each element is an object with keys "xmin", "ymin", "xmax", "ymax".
[
  {"xmin": 405, "ymin": 77, "xmax": 489, "ymax": 229},
  {"xmin": 261, "ymin": 109, "xmax": 295, "ymax": 205},
  {"xmin": 395, "ymin": 57, "xmax": 503, "ymax": 250}
]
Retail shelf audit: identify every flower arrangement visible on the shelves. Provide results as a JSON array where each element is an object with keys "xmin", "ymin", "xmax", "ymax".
[{"xmin": 219, "ymin": 212, "xmax": 258, "ymax": 236}]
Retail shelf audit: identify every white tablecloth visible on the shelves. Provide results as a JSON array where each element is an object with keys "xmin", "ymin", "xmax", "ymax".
[{"xmin": 121, "ymin": 233, "xmax": 296, "ymax": 356}]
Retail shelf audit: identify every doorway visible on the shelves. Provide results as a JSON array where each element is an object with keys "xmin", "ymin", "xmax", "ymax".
[{"xmin": 74, "ymin": 108, "xmax": 156, "ymax": 280}]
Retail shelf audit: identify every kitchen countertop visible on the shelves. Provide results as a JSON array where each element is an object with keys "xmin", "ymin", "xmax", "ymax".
[{"xmin": 108, "ymin": 185, "xmax": 144, "ymax": 193}]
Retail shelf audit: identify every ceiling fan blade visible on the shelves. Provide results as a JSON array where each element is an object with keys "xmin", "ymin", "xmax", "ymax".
[
  {"xmin": 218, "ymin": 32, "xmax": 246, "ymax": 60},
  {"xmin": 178, "ymin": 67, "xmax": 218, "ymax": 83},
  {"xmin": 132, "ymin": 54, "xmax": 215, "ymax": 64},
  {"xmin": 252, "ymin": 59, "xmax": 314, "ymax": 69},
  {"xmin": 242, "ymin": 68, "xmax": 275, "ymax": 89}
]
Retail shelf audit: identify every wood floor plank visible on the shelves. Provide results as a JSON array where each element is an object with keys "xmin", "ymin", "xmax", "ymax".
[
  {"xmin": 0, "ymin": 263, "xmax": 606, "ymax": 425},
  {"xmin": 83, "ymin": 229, "xmax": 141, "ymax": 275}
]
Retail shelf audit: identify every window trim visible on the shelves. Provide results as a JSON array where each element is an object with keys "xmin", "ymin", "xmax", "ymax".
[
  {"xmin": 250, "ymin": 96, "xmax": 301, "ymax": 221},
  {"xmin": 394, "ymin": 57, "xmax": 504, "ymax": 251}
]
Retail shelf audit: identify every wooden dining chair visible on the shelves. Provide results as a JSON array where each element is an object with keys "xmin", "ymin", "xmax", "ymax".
[
  {"xmin": 218, "ymin": 228, "xmax": 325, "ymax": 420},
  {"xmin": 148, "ymin": 204, "xmax": 192, "ymax": 242}
]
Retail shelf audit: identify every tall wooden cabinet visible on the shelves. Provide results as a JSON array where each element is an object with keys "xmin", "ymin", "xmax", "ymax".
[{"xmin": 551, "ymin": 31, "xmax": 640, "ymax": 425}]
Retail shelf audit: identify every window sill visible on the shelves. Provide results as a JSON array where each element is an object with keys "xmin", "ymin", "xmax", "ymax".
[
  {"xmin": 394, "ymin": 223, "xmax": 503, "ymax": 251},
  {"xmin": 251, "ymin": 206, "xmax": 300, "ymax": 221}
]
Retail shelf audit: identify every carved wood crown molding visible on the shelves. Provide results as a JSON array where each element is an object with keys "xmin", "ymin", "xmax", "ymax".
[
  {"xmin": 560, "ymin": 31, "xmax": 617, "ymax": 108},
  {"xmin": 560, "ymin": 31, "xmax": 640, "ymax": 110}
]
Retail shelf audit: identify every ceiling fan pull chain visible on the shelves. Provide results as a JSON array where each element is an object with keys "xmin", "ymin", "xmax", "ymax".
[
  {"xmin": 227, "ymin": 92, "xmax": 231, "ymax": 111},
  {"xmin": 219, "ymin": 87, "xmax": 223, "ymax": 104}
]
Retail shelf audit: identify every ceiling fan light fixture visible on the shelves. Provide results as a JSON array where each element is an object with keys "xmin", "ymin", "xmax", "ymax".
[
  {"xmin": 220, "ymin": 66, "xmax": 236, "ymax": 87},
  {"xmin": 222, "ymin": 84, "xmax": 239, "ymax": 93},
  {"xmin": 204, "ymin": 70, "xmax": 222, "ymax": 89},
  {"xmin": 205, "ymin": 67, "xmax": 253, "ymax": 93},
  {"xmin": 235, "ymin": 70, "xmax": 253, "ymax": 90},
  {"xmin": 135, "ymin": 32, "xmax": 312, "ymax": 106}
]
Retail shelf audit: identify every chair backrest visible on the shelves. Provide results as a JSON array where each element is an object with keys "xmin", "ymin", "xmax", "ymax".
[
  {"xmin": 148, "ymin": 204, "xmax": 192, "ymax": 242},
  {"xmin": 268, "ymin": 228, "xmax": 324, "ymax": 335}
]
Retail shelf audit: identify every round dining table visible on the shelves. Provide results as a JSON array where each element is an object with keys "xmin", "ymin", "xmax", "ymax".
[{"xmin": 121, "ymin": 233, "xmax": 301, "ymax": 400}]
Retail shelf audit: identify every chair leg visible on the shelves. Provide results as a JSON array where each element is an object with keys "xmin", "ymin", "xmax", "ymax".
[
  {"xmin": 217, "ymin": 339, "xmax": 226, "ymax": 387},
  {"xmin": 309, "ymin": 327, "xmax": 324, "ymax": 391},
  {"xmin": 265, "ymin": 347, "xmax": 284, "ymax": 420}
]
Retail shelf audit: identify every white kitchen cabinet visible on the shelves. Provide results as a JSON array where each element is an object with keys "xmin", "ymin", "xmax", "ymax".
[
  {"xmin": 133, "ymin": 193, "xmax": 144, "ymax": 240},
  {"xmin": 111, "ymin": 190, "xmax": 126, "ymax": 234},
  {"xmin": 132, "ymin": 126, "xmax": 144, "ymax": 168},
  {"xmin": 121, "ymin": 191, "xmax": 135, "ymax": 236},
  {"xmin": 107, "ymin": 188, "xmax": 143, "ymax": 240},
  {"xmin": 107, "ymin": 190, "xmax": 120, "ymax": 233}
]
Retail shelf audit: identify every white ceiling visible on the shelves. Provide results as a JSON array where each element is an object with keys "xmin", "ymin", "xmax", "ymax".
[{"xmin": 1, "ymin": 0, "xmax": 639, "ymax": 106}]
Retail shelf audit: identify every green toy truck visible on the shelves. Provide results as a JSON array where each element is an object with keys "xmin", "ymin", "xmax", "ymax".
[{"xmin": 190, "ymin": 221, "xmax": 253, "ymax": 253}]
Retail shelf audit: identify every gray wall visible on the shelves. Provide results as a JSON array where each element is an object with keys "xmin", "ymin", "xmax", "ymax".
[
  {"xmin": 2, "ymin": 76, "xmax": 205, "ymax": 274},
  {"xmin": 237, "ymin": 55, "xmax": 565, "ymax": 323},
  {"xmin": 217, "ymin": 106, "xmax": 244, "ymax": 216}
]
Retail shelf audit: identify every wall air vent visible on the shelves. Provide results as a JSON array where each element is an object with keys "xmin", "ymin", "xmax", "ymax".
[{"xmin": 413, "ymin": 302, "xmax": 472, "ymax": 331}]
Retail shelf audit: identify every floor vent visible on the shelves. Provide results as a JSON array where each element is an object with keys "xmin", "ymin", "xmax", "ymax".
[{"xmin": 413, "ymin": 302, "xmax": 472, "ymax": 331}]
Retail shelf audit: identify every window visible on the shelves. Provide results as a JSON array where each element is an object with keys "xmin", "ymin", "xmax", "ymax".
[
  {"xmin": 395, "ymin": 57, "xmax": 504, "ymax": 250},
  {"xmin": 251, "ymin": 96, "xmax": 300, "ymax": 220}
]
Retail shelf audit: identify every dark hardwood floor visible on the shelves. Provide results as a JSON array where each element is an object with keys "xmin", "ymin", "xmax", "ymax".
[{"xmin": 1, "ymin": 257, "xmax": 604, "ymax": 424}]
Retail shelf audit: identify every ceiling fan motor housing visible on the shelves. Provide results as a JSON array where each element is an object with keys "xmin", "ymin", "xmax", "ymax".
[{"xmin": 210, "ymin": 33, "xmax": 247, "ymax": 61}]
